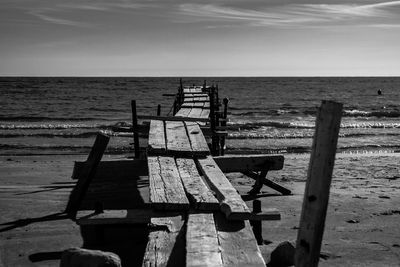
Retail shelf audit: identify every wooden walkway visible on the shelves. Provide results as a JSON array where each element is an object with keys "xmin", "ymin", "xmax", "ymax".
[{"xmin": 68, "ymin": 81, "xmax": 288, "ymax": 267}]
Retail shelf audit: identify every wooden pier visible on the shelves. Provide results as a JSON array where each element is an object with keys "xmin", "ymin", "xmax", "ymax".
[{"xmin": 66, "ymin": 80, "xmax": 291, "ymax": 266}]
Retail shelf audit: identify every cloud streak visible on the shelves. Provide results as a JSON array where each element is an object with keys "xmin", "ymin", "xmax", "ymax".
[{"xmin": 178, "ymin": 1, "xmax": 400, "ymax": 28}]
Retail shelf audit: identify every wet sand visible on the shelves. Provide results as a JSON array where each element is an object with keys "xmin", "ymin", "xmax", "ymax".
[{"xmin": 1, "ymin": 153, "xmax": 400, "ymax": 266}]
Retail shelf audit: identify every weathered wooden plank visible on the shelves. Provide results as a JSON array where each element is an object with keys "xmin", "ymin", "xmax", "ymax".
[
  {"xmin": 214, "ymin": 154, "xmax": 284, "ymax": 172},
  {"xmin": 200, "ymin": 108, "xmax": 210, "ymax": 119},
  {"xmin": 184, "ymin": 93, "xmax": 208, "ymax": 98},
  {"xmin": 295, "ymin": 101, "xmax": 343, "ymax": 267},
  {"xmin": 186, "ymin": 213, "xmax": 223, "ymax": 267},
  {"xmin": 165, "ymin": 121, "xmax": 192, "ymax": 154},
  {"xmin": 185, "ymin": 122, "xmax": 210, "ymax": 155},
  {"xmin": 181, "ymin": 102, "xmax": 194, "ymax": 108},
  {"xmin": 137, "ymin": 115, "xmax": 209, "ymax": 123},
  {"xmin": 65, "ymin": 133, "xmax": 109, "ymax": 218},
  {"xmin": 143, "ymin": 215, "xmax": 186, "ymax": 267},
  {"xmin": 76, "ymin": 209, "xmax": 180, "ymax": 225},
  {"xmin": 176, "ymin": 158, "xmax": 218, "ymax": 210},
  {"xmin": 188, "ymin": 108, "xmax": 203, "ymax": 118},
  {"xmin": 197, "ymin": 156, "xmax": 251, "ymax": 220},
  {"xmin": 175, "ymin": 108, "xmax": 192, "ymax": 117},
  {"xmin": 148, "ymin": 156, "xmax": 189, "ymax": 210},
  {"xmin": 192, "ymin": 102, "xmax": 206, "ymax": 108},
  {"xmin": 72, "ymin": 159, "xmax": 148, "ymax": 180},
  {"xmin": 148, "ymin": 120, "xmax": 166, "ymax": 154},
  {"xmin": 214, "ymin": 212, "xmax": 266, "ymax": 267}
]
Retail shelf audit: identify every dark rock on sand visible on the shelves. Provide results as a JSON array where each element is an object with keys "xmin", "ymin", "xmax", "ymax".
[{"xmin": 60, "ymin": 247, "xmax": 121, "ymax": 267}]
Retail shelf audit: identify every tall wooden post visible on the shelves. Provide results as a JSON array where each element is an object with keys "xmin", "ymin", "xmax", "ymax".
[
  {"xmin": 295, "ymin": 100, "xmax": 343, "ymax": 267},
  {"xmin": 220, "ymin": 98, "xmax": 229, "ymax": 156},
  {"xmin": 209, "ymin": 86, "xmax": 217, "ymax": 155},
  {"xmin": 131, "ymin": 100, "xmax": 140, "ymax": 159}
]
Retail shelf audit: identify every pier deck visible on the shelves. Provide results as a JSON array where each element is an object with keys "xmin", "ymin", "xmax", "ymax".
[{"xmin": 68, "ymin": 81, "xmax": 287, "ymax": 266}]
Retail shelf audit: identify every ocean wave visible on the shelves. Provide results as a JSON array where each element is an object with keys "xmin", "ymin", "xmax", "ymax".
[
  {"xmin": 0, "ymin": 144, "xmax": 132, "ymax": 154},
  {"xmin": 228, "ymin": 121, "xmax": 400, "ymax": 130},
  {"xmin": 0, "ymin": 115, "xmax": 100, "ymax": 122},
  {"xmin": 0, "ymin": 124, "xmax": 100, "ymax": 130},
  {"xmin": 343, "ymin": 109, "xmax": 400, "ymax": 118},
  {"xmin": 0, "ymin": 132, "xmax": 99, "ymax": 138},
  {"xmin": 227, "ymin": 132, "xmax": 399, "ymax": 140}
]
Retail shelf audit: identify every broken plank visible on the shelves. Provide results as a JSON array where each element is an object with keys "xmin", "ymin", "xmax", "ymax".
[
  {"xmin": 186, "ymin": 213, "xmax": 223, "ymax": 267},
  {"xmin": 197, "ymin": 156, "xmax": 251, "ymax": 220},
  {"xmin": 185, "ymin": 122, "xmax": 210, "ymax": 155},
  {"xmin": 214, "ymin": 154, "xmax": 284, "ymax": 172},
  {"xmin": 214, "ymin": 212, "xmax": 266, "ymax": 267},
  {"xmin": 176, "ymin": 158, "xmax": 218, "ymax": 210},
  {"xmin": 165, "ymin": 121, "xmax": 192, "ymax": 155},
  {"xmin": 148, "ymin": 156, "xmax": 189, "ymax": 210},
  {"xmin": 65, "ymin": 133, "xmax": 109, "ymax": 218},
  {"xmin": 148, "ymin": 120, "xmax": 166, "ymax": 154},
  {"xmin": 142, "ymin": 215, "xmax": 186, "ymax": 267}
]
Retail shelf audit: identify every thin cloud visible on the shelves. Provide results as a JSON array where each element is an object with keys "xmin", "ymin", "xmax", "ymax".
[
  {"xmin": 178, "ymin": 1, "xmax": 400, "ymax": 28},
  {"xmin": 29, "ymin": 8, "xmax": 91, "ymax": 27}
]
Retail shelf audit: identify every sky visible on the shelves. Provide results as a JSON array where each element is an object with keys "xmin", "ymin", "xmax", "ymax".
[{"xmin": 1, "ymin": 0, "xmax": 400, "ymax": 76}]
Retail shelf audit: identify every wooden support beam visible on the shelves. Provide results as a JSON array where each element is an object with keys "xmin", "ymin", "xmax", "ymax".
[
  {"xmin": 186, "ymin": 213, "xmax": 223, "ymax": 267},
  {"xmin": 243, "ymin": 171, "xmax": 291, "ymax": 196},
  {"xmin": 131, "ymin": 100, "xmax": 140, "ymax": 159},
  {"xmin": 72, "ymin": 159, "xmax": 148, "ymax": 180},
  {"xmin": 214, "ymin": 212, "xmax": 266, "ymax": 267},
  {"xmin": 138, "ymin": 115, "xmax": 209, "ymax": 123},
  {"xmin": 65, "ymin": 133, "xmax": 109, "ymax": 218},
  {"xmin": 295, "ymin": 100, "xmax": 343, "ymax": 267},
  {"xmin": 176, "ymin": 158, "xmax": 219, "ymax": 210},
  {"xmin": 213, "ymin": 154, "xmax": 284, "ymax": 172},
  {"xmin": 148, "ymin": 156, "xmax": 190, "ymax": 210},
  {"xmin": 197, "ymin": 156, "xmax": 251, "ymax": 220}
]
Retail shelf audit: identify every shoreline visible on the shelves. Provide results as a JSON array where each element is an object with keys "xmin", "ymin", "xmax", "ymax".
[{"xmin": 1, "ymin": 153, "xmax": 399, "ymax": 266}]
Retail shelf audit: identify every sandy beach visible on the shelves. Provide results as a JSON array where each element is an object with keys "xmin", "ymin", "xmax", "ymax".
[{"xmin": 1, "ymin": 152, "xmax": 399, "ymax": 266}]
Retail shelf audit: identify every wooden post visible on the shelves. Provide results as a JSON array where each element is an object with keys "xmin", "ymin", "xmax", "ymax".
[
  {"xmin": 179, "ymin": 78, "xmax": 183, "ymax": 105},
  {"xmin": 209, "ymin": 86, "xmax": 217, "ymax": 155},
  {"xmin": 173, "ymin": 98, "xmax": 178, "ymax": 115},
  {"xmin": 131, "ymin": 100, "xmax": 140, "ymax": 159},
  {"xmin": 295, "ymin": 100, "xmax": 343, "ymax": 267},
  {"xmin": 250, "ymin": 200, "xmax": 263, "ymax": 245},
  {"xmin": 65, "ymin": 133, "xmax": 109, "ymax": 219},
  {"xmin": 220, "ymin": 98, "xmax": 229, "ymax": 156},
  {"xmin": 203, "ymin": 80, "xmax": 207, "ymax": 89},
  {"xmin": 157, "ymin": 104, "xmax": 161, "ymax": 116}
]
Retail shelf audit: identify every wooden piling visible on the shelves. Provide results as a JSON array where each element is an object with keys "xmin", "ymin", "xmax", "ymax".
[
  {"xmin": 157, "ymin": 104, "xmax": 161, "ymax": 116},
  {"xmin": 295, "ymin": 100, "xmax": 343, "ymax": 267},
  {"xmin": 65, "ymin": 133, "xmax": 109, "ymax": 218},
  {"xmin": 131, "ymin": 100, "xmax": 140, "ymax": 159},
  {"xmin": 220, "ymin": 98, "xmax": 229, "ymax": 156},
  {"xmin": 250, "ymin": 200, "xmax": 263, "ymax": 245},
  {"xmin": 209, "ymin": 86, "xmax": 217, "ymax": 155}
]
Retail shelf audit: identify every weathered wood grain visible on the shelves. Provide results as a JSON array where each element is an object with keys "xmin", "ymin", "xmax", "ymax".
[
  {"xmin": 148, "ymin": 156, "xmax": 189, "ymax": 210},
  {"xmin": 148, "ymin": 120, "xmax": 166, "ymax": 154},
  {"xmin": 165, "ymin": 121, "xmax": 192, "ymax": 154},
  {"xmin": 295, "ymin": 100, "xmax": 343, "ymax": 267},
  {"xmin": 186, "ymin": 213, "xmax": 223, "ymax": 267},
  {"xmin": 185, "ymin": 122, "xmax": 210, "ymax": 155},
  {"xmin": 176, "ymin": 158, "xmax": 218, "ymax": 210},
  {"xmin": 214, "ymin": 212, "xmax": 266, "ymax": 267},
  {"xmin": 142, "ymin": 215, "xmax": 186, "ymax": 267},
  {"xmin": 137, "ymin": 115, "xmax": 208, "ymax": 123},
  {"xmin": 188, "ymin": 108, "xmax": 203, "ymax": 118},
  {"xmin": 197, "ymin": 156, "xmax": 251, "ymax": 219},
  {"xmin": 174, "ymin": 108, "xmax": 192, "ymax": 117}
]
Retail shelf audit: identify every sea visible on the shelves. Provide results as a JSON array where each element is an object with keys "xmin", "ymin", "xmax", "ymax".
[{"xmin": 1, "ymin": 77, "xmax": 399, "ymax": 156}]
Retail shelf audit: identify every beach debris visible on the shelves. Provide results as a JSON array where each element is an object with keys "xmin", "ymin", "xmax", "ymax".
[
  {"xmin": 378, "ymin": 195, "xmax": 391, "ymax": 199},
  {"xmin": 268, "ymin": 241, "xmax": 295, "ymax": 267},
  {"xmin": 380, "ymin": 210, "xmax": 400, "ymax": 216},
  {"xmin": 346, "ymin": 219, "xmax": 360, "ymax": 224},
  {"xmin": 60, "ymin": 247, "xmax": 121, "ymax": 267},
  {"xmin": 352, "ymin": 195, "xmax": 368, "ymax": 199}
]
